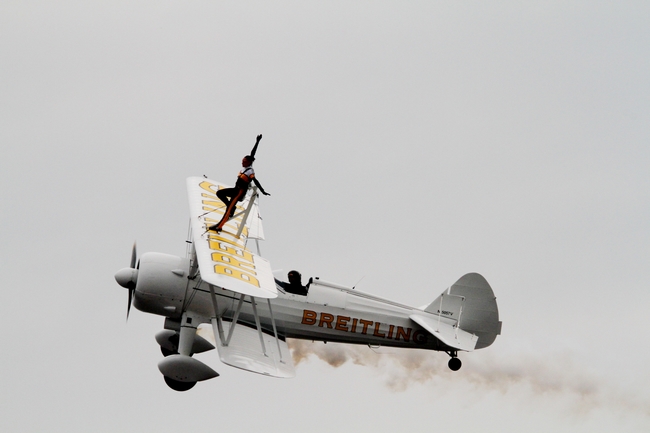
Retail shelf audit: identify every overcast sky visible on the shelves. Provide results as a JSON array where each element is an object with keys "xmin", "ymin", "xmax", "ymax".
[{"xmin": 2, "ymin": 1, "xmax": 649, "ymax": 432}]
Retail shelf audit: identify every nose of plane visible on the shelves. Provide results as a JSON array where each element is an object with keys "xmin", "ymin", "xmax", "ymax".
[{"xmin": 115, "ymin": 267, "xmax": 138, "ymax": 289}]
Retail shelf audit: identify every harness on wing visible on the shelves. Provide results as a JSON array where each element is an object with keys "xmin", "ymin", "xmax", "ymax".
[{"xmin": 235, "ymin": 167, "xmax": 255, "ymax": 193}]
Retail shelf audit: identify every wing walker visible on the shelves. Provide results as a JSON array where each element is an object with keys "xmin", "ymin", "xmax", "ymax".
[{"xmin": 114, "ymin": 135, "xmax": 502, "ymax": 391}]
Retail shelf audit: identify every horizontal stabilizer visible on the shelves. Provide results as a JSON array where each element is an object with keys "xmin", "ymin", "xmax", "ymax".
[
  {"xmin": 214, "ymin": 321, "xmax": 295, "ymax": 378},
  {"xmin": 410, "ymin": 314, "xmax": 478, "ymax": 352}
]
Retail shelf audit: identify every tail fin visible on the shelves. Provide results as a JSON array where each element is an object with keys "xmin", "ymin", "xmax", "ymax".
[{"xmin": 425, "ymin": 273, "xmax": 501, "ymax": 349}]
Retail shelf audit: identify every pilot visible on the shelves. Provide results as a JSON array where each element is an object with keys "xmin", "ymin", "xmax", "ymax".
[
  {"xmin": 210, "ymin": 135, "xmax": 270, "ymax": 233},
  {"xmin": 276, "ymin": 270, "xmax": 308, "ymax": 296}
]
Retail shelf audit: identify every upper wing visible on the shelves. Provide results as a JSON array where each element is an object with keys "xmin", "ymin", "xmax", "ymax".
[{"xmin": 186, "ymin": 177, "xmax": 277, "ymax": 299}]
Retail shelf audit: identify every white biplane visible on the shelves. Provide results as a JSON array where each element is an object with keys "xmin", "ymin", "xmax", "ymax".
[{"xmin": 115, "ymin": 177, "xmax": 502, "ymax": 391}]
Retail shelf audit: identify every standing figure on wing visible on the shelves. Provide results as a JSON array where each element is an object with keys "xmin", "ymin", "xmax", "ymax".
[{"xmin": 209, "ymin": 134, "xmax": 270, "ymax": 233}]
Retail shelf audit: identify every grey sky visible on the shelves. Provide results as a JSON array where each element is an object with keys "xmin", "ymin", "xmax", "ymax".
[{"xmin": 2, "ymin": 2, "xmax": 649, "ymax": 432}]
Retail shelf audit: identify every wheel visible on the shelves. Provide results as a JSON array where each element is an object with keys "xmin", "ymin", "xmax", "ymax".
[
  {"xmin": 448, "ymin": 357, "xmax": 462, "ymax": 371},
  {"xmin": 164, "ymin": 376, "xmax": 197, "ymax": 392}
]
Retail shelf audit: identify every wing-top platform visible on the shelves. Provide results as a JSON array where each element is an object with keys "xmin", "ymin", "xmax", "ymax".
[{"xmin": 186, "ymin": 177, "xmax": 277, "ymax": 299}]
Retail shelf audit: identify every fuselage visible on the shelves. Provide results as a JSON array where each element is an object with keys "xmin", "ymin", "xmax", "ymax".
[{"xmin": 132, "ymin": 252, "xmax": 454, "ymax": 352}]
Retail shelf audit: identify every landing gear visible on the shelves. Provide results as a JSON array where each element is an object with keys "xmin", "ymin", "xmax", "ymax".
[
  {"xmin": 160, "ymin": 332, "xmax": 179, "ymax": 357},
  {"xmin": 164, "ymin": 376, "xmax": 196, "ymax": 392},
  {"xmin": 161, "ymin": 347, "xmax": 176, "ymax": 357},
  {"xmin": 447, "ymin": 351, "xmax": 462, "ymax": 371},
  {"xmin": 157, "ymin": 313, "xmax": 219, "ymax": 391},
  {"xmin": 160, "ymin": 346, "xmax": 192, "ymax": 357},
  {"xmin": 448, "ymin": 357, "xmax": 462, "ymax": 371}
]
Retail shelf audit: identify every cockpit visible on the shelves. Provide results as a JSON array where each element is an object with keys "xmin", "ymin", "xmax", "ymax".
[{"xmin": 275, "ymin": 270, "xmax": 309, "ymax": 296}]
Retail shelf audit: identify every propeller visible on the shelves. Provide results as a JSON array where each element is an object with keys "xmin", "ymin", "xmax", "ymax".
[
  {"xmin": 115, "ymin": 242, "xmax": 139, "ymax": 320},
  {"xmin": 130, "ymin": 241, "xmax": 137, "ymax": 269}
]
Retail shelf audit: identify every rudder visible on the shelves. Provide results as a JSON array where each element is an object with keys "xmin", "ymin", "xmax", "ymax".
[{"xmin": 425, "ymin": 273, "xmax": 501, "ymax": 349}]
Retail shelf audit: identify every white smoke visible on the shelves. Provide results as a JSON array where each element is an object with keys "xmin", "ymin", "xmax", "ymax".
[
  {"xmin": 197, "ymin": 325, "xmax": 649, "ymax": 417},
  {"xmin": 288, "ymin": 339, "xmax": 650, "ymax": 416}
]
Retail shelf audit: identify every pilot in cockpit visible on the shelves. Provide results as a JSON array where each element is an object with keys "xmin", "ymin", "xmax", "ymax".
[{"xmin": 276, "ymin": 270, "xmax": 308, "ymax": 296}]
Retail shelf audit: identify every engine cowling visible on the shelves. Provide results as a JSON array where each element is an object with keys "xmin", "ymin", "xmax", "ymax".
[{"xmin": 132, "ymin": 252, "xmax": 190, "ymax": 319}]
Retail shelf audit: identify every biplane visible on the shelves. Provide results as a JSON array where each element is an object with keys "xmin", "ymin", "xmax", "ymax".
[{"xmin": 115, "ymin": 176, "xmax": 502, "ymax": 391}]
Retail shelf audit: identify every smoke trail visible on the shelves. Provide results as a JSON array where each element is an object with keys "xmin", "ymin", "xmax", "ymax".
[
  {"xmin": 287, "ymin": 339, "xmax": 650, "ymax": 416},
  {"xmin": 197, "ymin": 325, "xmax": 648, "ymax": 416}
]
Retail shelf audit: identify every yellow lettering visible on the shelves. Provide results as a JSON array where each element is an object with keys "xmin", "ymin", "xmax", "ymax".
[
  {"xmin": 207, "ymin": 233, "xmax": 246, "ymax": 249},
  {"xmin": 201, "ymin": 202, "xmax": 226, "ymax": 213},
  {"xmin": 199, "ymin": 181, "xmax": 220, "ymax": 194},
  {"xmin": 319, "ymin": 313, "xmax": 334, "ymax": 329},
  {"xmin": 335, "ymin": 316, "xmax": 350, "ymax": 332},
  {"xmin": 214, "ymin": 264, "xmax": 260, "ymax": 287},
  {"xmin": 208, "ymin": 241, "xmax": 254, "ymax": 262},
  {"xmin": 373, "ymin": 322, "xmax": 386, "ymax": 338},
  {"xmin": 212, "ymin": 253, "xmax": 255, "ymax": 272},
  {"xmin": 359, "ymin": 319, "xmax": 373, "ymax": 335},
  {"xmin": 301, "ymin": 310, "xmax": 317, "ymax": 325},
  {"xmin": 297, "ymin": 311, "xmax": 414, "ymax": 343},
  {"xmin": 396, "ymin": 327, "xmax": 411, "ymax": 342},
  {"xmin": 201, "ymin": 190, "xmax": 224, "ymax": 198}
]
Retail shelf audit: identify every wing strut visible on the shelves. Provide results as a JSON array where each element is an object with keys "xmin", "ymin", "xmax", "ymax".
[
  {"xmin": 209, "ymin": 285, "xmax": 226, "ymax": 344},
  {"xmin": 208, "ymin": 285, "xmax": 248, "ymax": 349},
  {"xmin": 225, "ymin": 294, "xmax": 245, "ymax": 346},
  {"xmin": 208, "ymin": 286, "xmax": 294, "ymax": 376},
  {"xmin": 267, "ymin": 299, "xmax": 283, "ymax": 362},
  {"xmin": 235, "ymin": 186, "xmax": 259, "ymax": 238},
  {"xmin": 209, "ymin": 287, "xmax": 270, "ymax": 355},
  {"xmin": 250, "ymin": 296, "xmax": 267, "ymax": 355}
]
